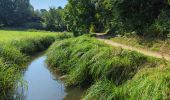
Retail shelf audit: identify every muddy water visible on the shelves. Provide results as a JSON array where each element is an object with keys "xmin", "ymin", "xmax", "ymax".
[{"xmin": 16, "ymin": 53, "xmax": 84, "ymax": 100}]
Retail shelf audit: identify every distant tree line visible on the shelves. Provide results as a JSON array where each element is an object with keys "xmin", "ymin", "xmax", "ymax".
[
  {"xmin": 35, "ymin": 7, "xmax": 66, "ymax": 31},
  {"xmin": 0, "ymin": 0, "xmax": 66, "ymax": 31},
  {"xmin": 0, "ymin": 0, "xmax": 35, "ymax": 27},
  {"xmin": 1, "ymin": 0, "xmax": 170, "ymax": 37}
]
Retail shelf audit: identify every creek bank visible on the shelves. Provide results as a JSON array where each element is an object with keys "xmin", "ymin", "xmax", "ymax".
[
  {"xmin": 0, "ymin": 31, "xmax": 72, "ymax": 100},
  {"xmin": 46, "ymin": 35, "xmax": 169, "ymax": 100},
  {"xmin": 15, "ymin": 53, "xmax": 84, "ymax": 100}
]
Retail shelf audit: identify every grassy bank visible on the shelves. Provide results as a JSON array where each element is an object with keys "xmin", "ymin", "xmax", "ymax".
[
  {"xmin": 46, "ymin": 35, "xmax": 168, "ymax": 99},
  {"xmin": 84, "ymin": 66, "xmax": 170, "ymax": 100},
  {"xmin": 0, "ymin": 30, "xmax": 72, "ymax": 99}
]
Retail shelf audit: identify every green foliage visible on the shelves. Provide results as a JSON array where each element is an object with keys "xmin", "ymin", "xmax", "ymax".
[
  {"xmin": 84, "ymin": 66, "xmax": 170, "ymax": 100},
  {"xmin": 46, "ymin": 35, "xmax": 169, "ymax": 99},
  {"xmin": 83, "ymin": 80, "xmax": 126, "ymax": 100},
  {"xmin": 23, "ymin": 22, "xmax": 44, "ymax": 29},
  {"xmin": 116, "ymin": 0, "xmax": 167, "ymax": 34},
  {"xmin": 125, "ymin": 67, "xmax": 170, "ymax": 100},
  {"xmin": 0, "ymin": 59, "xmax": 22, "ymax": 99},
  {"xmin": 146, "ymin": 9, "xmax": 170, "ymax": 37},
  {"xmin": 64, "ymin": 0, "xmax": 95, "ymax": 36},
  {"xmin": 47, "ymin": 36, "xmax": 159, "ymax": 87},
  {"xmin": 40, "ymin": 7, "xmax": 66, "ymax": 31},
  {"xmin": 64, "ymin": 0, "xmax": 170, "ymax": 37},
  {"xmin": 0, "ymin": 0, "xmax": 34, "ymax": 26},
  {"xmin": 0, "ymin": 30, "xmax": 72, "ymax": 99},
  {"xmin": 0, "ymin": 44, "xmax": 27, "ymax": 65}
]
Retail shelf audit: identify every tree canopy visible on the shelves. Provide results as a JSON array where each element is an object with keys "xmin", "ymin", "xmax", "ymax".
[
  {"xmin": 0, "ymin": 0, "xmax": 170, "ymax": 37},
  {"xmin": 64, "ymin": 0, "xmax": 170, "ymax": 37},
  {"xmin": 0, "ymin": 0, "xmax": 34, "ymax": 26}
]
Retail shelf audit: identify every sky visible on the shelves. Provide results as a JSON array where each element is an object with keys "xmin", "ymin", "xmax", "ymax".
[{"xmin": 30, "ymin": 0, "xmax": 68, "ymax": 10}]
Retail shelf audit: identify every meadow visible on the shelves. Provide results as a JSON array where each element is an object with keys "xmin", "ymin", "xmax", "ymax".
[
  {"xmin": 47, "ymin": 35, "xmax": 170, "ymax": 100},
  {"xmin": 0, "ymin": 30, "xmax": 72, "ymax": 99}
]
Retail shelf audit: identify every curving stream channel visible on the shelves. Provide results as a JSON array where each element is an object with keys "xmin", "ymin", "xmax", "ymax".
[{"xmin": 15, "ymin": 52, "xmax": 84, "ymax": 100}]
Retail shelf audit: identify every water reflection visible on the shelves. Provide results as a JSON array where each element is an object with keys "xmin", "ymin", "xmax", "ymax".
[{"xmin": 15, "ymin": 53, "xmax": 84, "ymax": 100}]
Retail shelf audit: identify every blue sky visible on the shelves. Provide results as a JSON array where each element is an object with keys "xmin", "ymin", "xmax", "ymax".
[{"xmin": 30, "ymin": 0, "xmax": 68, "ymax": 10}]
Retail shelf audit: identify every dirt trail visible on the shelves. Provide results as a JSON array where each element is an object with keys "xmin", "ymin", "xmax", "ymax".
[{"xmin": 97, "ymin": 38, "xmax": 170, "ymax": 61}]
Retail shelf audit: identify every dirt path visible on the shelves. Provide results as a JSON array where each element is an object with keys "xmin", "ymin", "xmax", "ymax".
[{"xmin": 97, "ymin": 38, "xmax": 170, "ymax": 61}]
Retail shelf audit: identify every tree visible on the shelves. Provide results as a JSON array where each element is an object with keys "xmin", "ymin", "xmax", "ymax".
[
  {"xmin": 0, "ymin": 0, "xmax": 14, "ymax": 26},
  {"xmin": 64, "ymin": 0, "xmax": 96, "ymax": 36},
  {"xmin": 41, "ymin": 7, "xmax": 66, "ymax": 31},
  {"xmin": 0, "ymin": 0, "xmax": 34, "ymax": 27},
  {"xmin": 115, "ymin": 0, "xmax": 168, "ymax": 35}
]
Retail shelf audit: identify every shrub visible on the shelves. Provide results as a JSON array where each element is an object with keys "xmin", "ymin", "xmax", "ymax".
[{"xmin": 146, "ymin": 9, "xmax": 170, "ymax": 38}]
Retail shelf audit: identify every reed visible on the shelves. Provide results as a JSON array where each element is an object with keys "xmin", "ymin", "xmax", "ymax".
[
  {"xmin": 0, "ymin": 30, "xmax": 72, "ymax": 99},
  {"xmin": 47, "ymin": 35, "xmax": 160, "ymax": 85}
]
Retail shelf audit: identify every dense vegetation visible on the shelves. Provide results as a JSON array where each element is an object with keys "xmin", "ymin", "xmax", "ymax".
[
  {"xmin": 1, "ymin": 0, "xmax": 170, "ymax": 99},
  {"xmin": 64, "ymin": 0, "xmax": 170, "ymax": 37},
  {"xmin": 0, "ymin": 0, "xmax": 34, "ymax": 27},
  {"xmin": 1, "ymin": 0, "xmax": 170, "ymax": 38},
  {"xmin": 46, "ymin": 36, "xmax": 169, "ymax": 99},
  {"xmin": 35, "ymin": 7, "xmax": 66, "ymax": 31},
  {"xmin": 0, "ymin": 0, "xmax": 66, "ymax": 31},
  {"xmin": 0, "ymin": 30, "xmax": 72, "ymax": 99}
]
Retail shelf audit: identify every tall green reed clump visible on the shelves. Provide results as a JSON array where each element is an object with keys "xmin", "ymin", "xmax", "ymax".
[
  {"xmin": 0, "ymin": 58, "xmax": 22, "ymax": 99},
  {"xmin": 0, "ymin": 32, "xmax": 72, "ymax": 99},
  {"xmin": 47, "ymin": 35, "xmax": 159, "ymax": 85},
  {"xmin": 47, "ymin": 35, "xmax": 168, "ymax": 100},
  {"xmin": 84, "ymin": 66, "xmax": 170, "ymax": 100}
]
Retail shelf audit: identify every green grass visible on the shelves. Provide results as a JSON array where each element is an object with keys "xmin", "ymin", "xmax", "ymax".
[
  {"xmin": 110, "ymin": 35, "xmax": 170, "ymax": 54},
  {"xmin": 84, "ymin": 66, "xmax": 170, "ymax": 100},
  {"xmin": 46, "ymin": 35, "xmax": 168, "ymax": 99},
  {"xmin": 0, "ymin": 30, "xmax": 72, "ymax": 99}
]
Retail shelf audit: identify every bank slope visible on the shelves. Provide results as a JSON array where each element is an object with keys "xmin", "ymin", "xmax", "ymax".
[{"xmin": 47, "ymin": 35, "xmax": 169, "ymax": 100}]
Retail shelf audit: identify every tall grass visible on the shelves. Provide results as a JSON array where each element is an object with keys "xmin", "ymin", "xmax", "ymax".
[
  {"xmin": 84, "ymin": 66, "xmax": 170, "ymax": 100},
  {"xmin": 47, "ymin": 36, "xmax": 160, "ymax": 85},
  {"xmin": 125, "ymin": 67, "xmax": 170, "ymax": 99},
  {"xmin": 47, "ymin": 35, "xmax": 168, "ymax": 99},
  {"xmin": 83, "ymin": 80, "xmax": 126, "ymax": 100},
  {"xmin": 0, "ymin": 30, "xmax": 72, "ymax": 99}
]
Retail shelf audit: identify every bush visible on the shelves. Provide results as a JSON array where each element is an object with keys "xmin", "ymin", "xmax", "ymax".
[
  {"xmin": 146, "ymin": 9, "xmax": 170, "ymax": 38},
  {"xmin": 23, "ymin": 22, "xmax": 44, "ymax": 29}
]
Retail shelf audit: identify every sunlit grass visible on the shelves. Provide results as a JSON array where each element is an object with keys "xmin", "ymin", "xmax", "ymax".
[
  {"xmin": 47, "ymin": 35, "xmax": 169, "ymax": 100},
  {"xmin": 0, "ymin": 30, "xmax": 72, "ymax": 99}
]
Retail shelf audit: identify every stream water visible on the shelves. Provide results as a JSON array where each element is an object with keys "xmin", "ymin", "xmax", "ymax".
[{"xmin": 15, "ymin": 53, "xmax": 84, "ymax": 100}]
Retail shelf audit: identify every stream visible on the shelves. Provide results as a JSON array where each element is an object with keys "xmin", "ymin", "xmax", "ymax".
[{"xmin": 15, "ymin": 53, "xmax": 84, "ymax": 100}]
